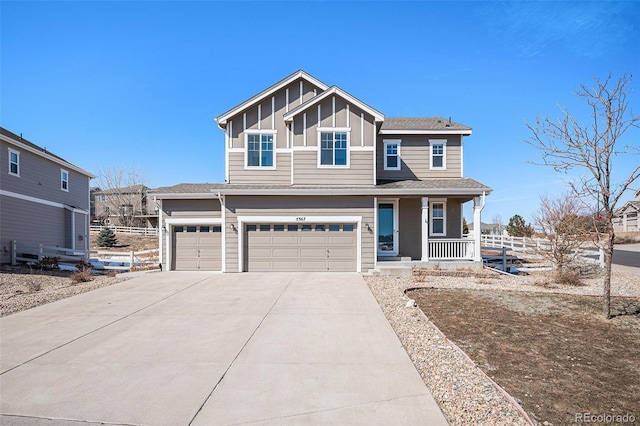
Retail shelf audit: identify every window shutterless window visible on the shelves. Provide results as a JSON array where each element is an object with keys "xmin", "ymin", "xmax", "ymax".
[
  {"xmin": 247, "ymin": 133, "xmax": 275, "ymax": 168},
  {"xmin": 430, "ymin": 201, "xmax": 446, "ymax": 236},
  {"xmin": 430, "ymin": 140, "xmax": 446, "ymax": 170},
  {"xmin": 8, "ymin": 149, "xmax": 19, "ymax": 176},
  {"xmin": 383, "ymin": 140, "xmax": 401, "ymax": 170},
  {"xmin": 61, "ymin": 169, "xmax": 69, "ymax": 191},
  {"xmin": 319, "ymin": 131, "xmax": 348, "ymax": 166}
]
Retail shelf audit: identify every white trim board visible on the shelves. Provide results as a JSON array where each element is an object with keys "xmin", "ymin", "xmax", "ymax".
[{"xmin": 1, "ymin": 189, "xmax": 89, "ymax": 214}]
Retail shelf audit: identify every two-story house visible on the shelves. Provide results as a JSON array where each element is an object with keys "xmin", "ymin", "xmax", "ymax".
[
  {"xmin": 613, "ymin": 189, "xmax": 640, "ymax": 233},
  {"xmin": 93, "ymin": 185, "xmax": 158, "ymax": 228},
  {"xmin": 154, "ymin": 70, "xmax": 492, "ymax": 272},
  {"xmin": 1, "ymin": 127, "xmax": 94, "ymax": 263}
]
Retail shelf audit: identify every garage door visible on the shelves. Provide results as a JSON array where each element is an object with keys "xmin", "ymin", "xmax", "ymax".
[
  {"xmin": 246, "ymin": 223, "xmax": 357, "ymax": 272},
  {"xmin": 173, "ymin": 225, "xmax": 221, "ymax": 271}
]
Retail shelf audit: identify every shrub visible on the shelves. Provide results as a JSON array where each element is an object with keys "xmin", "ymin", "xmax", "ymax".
[
  {"xmin": 75, "ymin": 260, "xmax": 92, "ymax": 271},
  {"xmin": 96, "ymin": 227, "xmax": 118, "ymax": 248},
  {"xmin": 71, "ymin": 270, "xmax": 93, "ymax": 284},
  {"xmin": 555, "ymin": 269, "xmax": 584, "ymax": 286},
  {"xmin": 37, "ymin": 256, "xmax": 59, "ymax": 271}
]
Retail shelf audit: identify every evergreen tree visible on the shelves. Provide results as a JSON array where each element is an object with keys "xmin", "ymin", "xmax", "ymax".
[
  {"xmin": 506, "ymin": 214, "xmax": 534, "ymax": 237},
  {"xmin": 96, "ymin": 227, "xmax": 118, "ymax": 248}
]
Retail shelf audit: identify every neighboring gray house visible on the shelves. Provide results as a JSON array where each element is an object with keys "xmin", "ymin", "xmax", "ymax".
[
  {"xmin": 613, "ymin": 189, "xmax": 640, "ymax": 233},
  {"xmin": 93, "ymin": 185, "xmax": 158, "ymax": 228},
  {"xmin": 154, "ymin": 70, "xmax": 492, "ymax": 272},
  {"xmin": 1, "ymin": 127, "xmax": 94, "ymax": 262}
]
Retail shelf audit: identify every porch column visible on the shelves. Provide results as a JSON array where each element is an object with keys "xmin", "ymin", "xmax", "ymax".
[
  {"xmin": 421, "ymin": 197, "xmax": 429, "ymax": 261},
  {"xmin": 473, "ymin": 196, "xmax": 483, "ymax": 261}
]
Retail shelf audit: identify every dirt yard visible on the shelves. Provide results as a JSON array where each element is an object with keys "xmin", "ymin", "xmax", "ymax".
[
  {"xmin": 90, "ymin": 231, "xmax": 157, "ymax": 252},
  {"xmin": 408, "ymin": 287, "xmax": 640, "ymax": 425}
]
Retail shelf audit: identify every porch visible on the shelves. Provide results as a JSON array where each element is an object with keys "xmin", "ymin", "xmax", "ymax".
[{"xmin": 375, "ymin": 195, "xmax": 485, "ymax": 266}]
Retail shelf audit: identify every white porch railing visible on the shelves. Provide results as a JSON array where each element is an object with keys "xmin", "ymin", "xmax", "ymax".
[{"xmin": 429, "ymin": 239, "xmax": 475, "ymax": 260}]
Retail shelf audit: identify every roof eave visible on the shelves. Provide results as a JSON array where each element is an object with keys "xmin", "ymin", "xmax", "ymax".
[{"xmin": 379, "ymin": 129, "xmax": 472, "ymax": 136}]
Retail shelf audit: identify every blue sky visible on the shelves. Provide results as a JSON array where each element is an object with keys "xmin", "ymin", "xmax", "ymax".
[{"xmin": 2, "ymin": 1, "xmax": 639, "ymax": 224}]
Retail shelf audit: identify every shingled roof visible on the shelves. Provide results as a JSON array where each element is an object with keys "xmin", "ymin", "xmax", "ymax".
[{"xmin": 380, "ymin": 117, "xmax": 471, "ymax": 133}]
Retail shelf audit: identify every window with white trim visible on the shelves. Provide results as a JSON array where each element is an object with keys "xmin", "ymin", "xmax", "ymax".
[
  {"xmin": 430, "ymin": 201, "xmax": 446, "ymax": 236},
  {"xmin": 319, "ymin": 131, "xmax": 348, "ymax": 166},
  {"xmin": 430, "ymin": 139, "xmax": 446, "ymax": 170},
  {"xmin": 8, "ymin": 148, "xmax": 19, "ymax": 176},
  {"xmin": 383, "ymin": 140, "xmax": 401, "ymax": 170},
  {"xmin": 246, "ymin": 133, "xmax": 275, "ymax": 168},
  {"xmin": 61, "ymin": 169, "xmax": 69, "ymax": 191}
]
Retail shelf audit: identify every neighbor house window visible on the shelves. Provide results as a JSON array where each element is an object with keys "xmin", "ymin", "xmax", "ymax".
[
  {"xmin": 61, "ymin": 169, "xmax": 69, "ymax": 191},
  {"xmin": 430, "ymin": 139, "xmax": 446, "ymax": 170},
  {"xmin": 8, "ymin": 149, "xmax": 19, "ymax": 176},
  {"xmin": 383, "ymin": 140, "xmax": 401, "ymax": 170},
  {"xmin": 319, "ymin": 131, "xmax": 348, "ymax": 166},
  {"xmin": 430, "ymin": 201, "xmax": 446, "ymax": 236},
  {"xmin": 246, "ymin": 133, "xmax": 275, "ymax": 168}
]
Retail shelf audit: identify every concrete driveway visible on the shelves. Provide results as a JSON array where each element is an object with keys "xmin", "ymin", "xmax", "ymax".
[{"xmin": 0, "ymin": 272, "xmax": 447, "ymax": 425}]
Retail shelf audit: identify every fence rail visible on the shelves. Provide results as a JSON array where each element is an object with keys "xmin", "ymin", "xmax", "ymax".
[
  {"xmin": 90, "ymin": 225, "xmax": 158, "ymax": 236},
  {"xmin": 10, "ymin": 240, "xmax": 159, "ymax": 271}
]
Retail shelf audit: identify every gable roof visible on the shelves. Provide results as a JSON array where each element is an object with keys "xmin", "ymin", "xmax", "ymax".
[
  {"xmin": 282, "ymin": 85, "xmax": 385, "ymax": 123},
  {"xmin": 0, "ymin": 127, "xmax": 95, "ymax": 178},
  {"xmin": 379, "ymin": 117, "xmax": 472, "ymax": 135},
  {"xmin": 215, "ymin": 70, "xmax": 329, "ymax": 128}
]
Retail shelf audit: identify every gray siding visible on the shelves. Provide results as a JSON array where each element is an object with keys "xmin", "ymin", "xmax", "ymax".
[
  {"xmin": 293, "ymin": 151, "xmax": 373, "ymax": 185},
  {"xmin": 376, "ymin": 135, "xmax": 463, "ymax": 180},
  {"xmin": 224, "ymin": 195, "xmax": 375, "ymax": 272},
  {"xmin": 1, "ymin": 141, "xmax": 90, "ymax": 209},
  {"xmin": 228, "ymin": 151, "xmax": 291, "ymax": 184}
]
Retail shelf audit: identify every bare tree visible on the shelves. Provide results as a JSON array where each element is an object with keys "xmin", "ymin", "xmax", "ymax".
[
  {"xmin": 534, "ymin": 193, "xmax": 588, "ymax": 273},
  {"xmin": 95, "ymin": 166, "xmax": 149, "ymax": 227},
  {"xmin": 526, "ymin": 73, "xmax": 640, "ymax": 318}
]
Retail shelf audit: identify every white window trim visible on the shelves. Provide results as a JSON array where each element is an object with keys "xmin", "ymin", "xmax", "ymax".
[
  {"xmin": 430, "ymin": 199, "xmax": 447, "ymax": 237},
  {"xmin": 383, "ymin": 139, "xmax": 401, "ymax": 171},
  {"xmin": 317, "ymin": 128, "xmax": 351, "ymax": 168},
  {"xmin": 244, "ymin": 130, "xmax": 277, "ymax": 170},
  {"xmin": 8, "ymin": 148, "xmax": 20, "ymax": 176},
  {"xmin": 429, "ymin": 139, "xmax": 447, "ymax": 170},
  {"xmin": 61, "ymin": 169, "xmax": 69, "ymax": 192}
]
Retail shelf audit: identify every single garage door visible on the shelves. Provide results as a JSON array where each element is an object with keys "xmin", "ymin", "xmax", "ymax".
[
  {"xmin": 173, "ymin": 225, "xmax": 221, "ymax": 271},
  {"xmin": 246, "ymin": 223, "xmax": 357, "ymax": 272}
]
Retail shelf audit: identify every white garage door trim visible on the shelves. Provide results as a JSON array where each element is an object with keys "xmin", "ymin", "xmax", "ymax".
[
  {"xmin": 237, "ymin": 215, "xmax": 362, "ymax": 273},
  {"xmin": 164, "ymin": 218, "xmax": 223, "ymax": 271}
]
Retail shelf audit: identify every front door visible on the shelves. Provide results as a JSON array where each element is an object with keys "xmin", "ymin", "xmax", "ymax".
[{"xmin": 377, "ymin": 200, "xmax": 398, "ymax": 256}]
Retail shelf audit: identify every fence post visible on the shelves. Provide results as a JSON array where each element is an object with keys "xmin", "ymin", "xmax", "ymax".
[
  {"xmin": 11, "ymin": 240, "xmax": 17, "ymax": 266},
  {"xmin": 130, "ymin": 251, "xmax": 135, "ymax": 271}
]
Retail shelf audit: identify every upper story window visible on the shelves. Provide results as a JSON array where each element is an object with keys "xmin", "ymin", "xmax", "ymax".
[
  {"xmin": 246, "ymin": 132, "xmax": 275, "ymax": 169},
  {"xmin": 98, "ymin": 194, "xmax": 106, "ymax": 202},
  {"xmin": 8, "ymin": 148, "xmax": 20, "ymax": 176},
  {"xmin": 383, "ymin": 140, "xmax": 401, "ymax": 170},
  {"xmin": 61, "ymin": 169, "xmax": 69, "ymax": 191},
  {"xmin": 319, "ymin": 130, "xmax": 348, "ymax": 167},
  {"xmin": 430, "ymin": 139, "xmax": 447, "ymax": 170},
  {"xmin": 430, "ymin": 201, "xmax": 446, "ymax": 236}
]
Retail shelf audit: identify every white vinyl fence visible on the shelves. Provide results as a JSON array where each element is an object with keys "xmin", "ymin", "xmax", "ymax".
[{"xmin": 90, "ymin": 225, "xmax": 158, "ymax": 236}]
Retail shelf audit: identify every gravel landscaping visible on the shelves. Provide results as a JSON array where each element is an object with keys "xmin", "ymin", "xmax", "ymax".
[
  {"xmin": 365, "ymin": 269, "xmax": 639, "ymax": 426},
  {"xmin": 0, "ymin": 267, "xmax": 126, "ymax": 317}
]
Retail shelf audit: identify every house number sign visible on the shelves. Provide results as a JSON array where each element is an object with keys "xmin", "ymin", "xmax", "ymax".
[{"xmin": 295, "ymin": 217, "xmax": 306, "ymax": 222}]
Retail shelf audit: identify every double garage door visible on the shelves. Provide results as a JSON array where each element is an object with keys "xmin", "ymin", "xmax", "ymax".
[
  {"xmin": 246, "ymin": 223, "xmax": 357, "ymax": 272},
  {"xmin": 172, "ymin": 225, "xmax": 222, "ymax": 271}
]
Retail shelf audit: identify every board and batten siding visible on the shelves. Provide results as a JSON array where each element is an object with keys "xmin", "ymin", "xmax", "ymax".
[
  {"xmin": 228, "ymin": 78, "xmax": 324, "ymax": 151},
  {"xmin": 376, "ymin": 135, "xmax": 463, "ymax": 180},
  {"xmin": 293, "ymin": 151, "xmax": 373, "ymax": 185},
  {"xmin": 228, "ymin": 151, "xmax": 291, "ymax": 184},
  {"xmin": 223, "ymin": 195, "xmax": 376, "ymax": 273}
]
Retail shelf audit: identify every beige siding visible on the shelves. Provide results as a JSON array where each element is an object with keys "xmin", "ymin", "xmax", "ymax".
[
  {"xmin": 398, "ymin": 198, "xmax": 422, "ymax": 259},
  {"xmin": 293, "ymin": 151, "xmax": 373, "ymax": 185},
  {"xmin": 224, "ymin": 195, "xmax": 375, "ymax": 272},
  {"xmin": 228, "ymin": 151, "xmax": 291, "ymax": 184},
  {"xmin": 162, "ymin": 199, "xmax": 221, "ymax": 218},
  {"xmin": 376, "ymin": 134, "xmax": 463, "ymax": 180}
]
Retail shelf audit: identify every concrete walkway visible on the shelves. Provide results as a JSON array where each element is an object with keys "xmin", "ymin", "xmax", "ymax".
[{"xmin": 0, "ymin": 272, "xmax": 447, "ymax": 425}]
